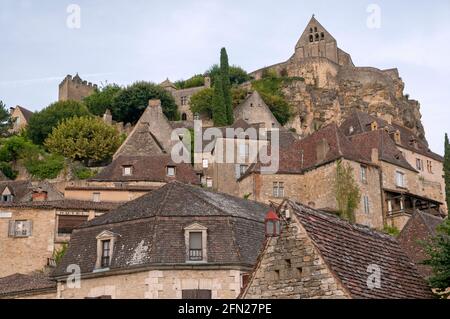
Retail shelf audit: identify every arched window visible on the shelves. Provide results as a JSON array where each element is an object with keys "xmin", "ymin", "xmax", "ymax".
[
  {"xmin": 309, "ymin": 35, "xmax": 314, "ymax": 43},
  {"xmin": 314, "ymin": 27, "xmax": 318, "ymax": 32},
  {"xmin": 310, "ymin": 28, "xmax": 313, "ymax": 33},
  {"xmin": 315, "ymin": 33, "xmax": 319, "ymax": 41},
  {"xmin": 321, "ymin": 32, "xmax": 325, "ymax": 40},
  {"xmin": 182, "ymin": 113, "xmax": 187, "ymax": 121}
]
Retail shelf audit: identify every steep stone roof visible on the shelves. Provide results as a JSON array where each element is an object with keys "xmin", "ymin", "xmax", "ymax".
[
  {"xmin": 89, "ymin": 155, "xmax": 200, "ymax": 185},
  {"xmin": 15, "ymin": 105, "xmax": 34, "ymax": 122},
  {"xmin": 52, "ymin": 182, "xmax": 269, "ymax": 278},
  {"xmin": 349, "ymin": 130, "xmax": 416, "ymax": 172},
  {"xmin": 398, "ymin": 211, "xmax": 445, "ymax": 278},
  {"xmin": 0, "ymin": 273, "xmax": 56, "ymax": 298},
  {"xmin": 290, "ymin": 201, "xmax": 434, "ymax": 299},
  {"xmin": 0, "ymin": 199, "xmax": 120, "ymax": 211},
  {"xmin": 0, "ymin": 181, "xmax": 64, "ymax": 202},
  {"xmin": 341, "ymin": 111, "xmax": 443, "ymax": 161},
  {"xmin": 242, "ymin": 123, "xmax": 370, "ymax": 177},
  {"xmin": 114, "ymin": 122, "xmax": 165, "ymax": 158}
]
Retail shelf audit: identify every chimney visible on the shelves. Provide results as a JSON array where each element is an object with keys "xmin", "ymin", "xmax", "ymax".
[
  {"xmin": 32, "ymin": 189, "xmax": 48, "ymax": 202},
  {"xmin": 316, "ymin": 139, "xmax": 330, "ymax": 163},
  {"xmin": 148, "ymin": 99, "xmax": 162, "ymax": 108},
  {"xmin": 371, "ymin": 148, "xmax": 379, "ymax": 164},
  {"xmin": 204, "ymin": 77, "xmax": 211, "ymax": 88}
]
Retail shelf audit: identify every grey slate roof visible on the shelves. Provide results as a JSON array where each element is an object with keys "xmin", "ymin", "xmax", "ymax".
[
  {"xmin": 291, "ymin": 201, "xmax": 434, "ymax": 299},
  {"xmin": 52, "ymin": 182, "xmax": 270, "ymax": 278},
  {"xmin": 0, "ymin": 273, "xmax": 56, "ymax": 297}
]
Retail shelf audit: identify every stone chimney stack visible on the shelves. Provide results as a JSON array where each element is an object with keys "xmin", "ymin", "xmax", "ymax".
[
  {"xmin": 148, "ymin": 99, "xmax": 162, "ymax": 108},
  {"xmin": 103, "ymin": 109, "xmax": 113, "ymax": 125},
  {"xmin": 204, "ymin": 77, "xmax": 211, "ymax": 88},
  {"xmin": 371, "ymin": 148, "xmax": 379, "ymax": 164},
  {"xmin": 32, "ymin": 188, "xmax": 48, "ymax": 202}
]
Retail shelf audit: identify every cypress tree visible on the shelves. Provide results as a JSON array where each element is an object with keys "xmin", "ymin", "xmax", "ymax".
[
  {"xmin": 220, "ymin": 48, "xmax": 233, "ymax": 125},
  {"xmin": 445, "ymin": 134, "xmax": 450, "ymax": 211},
  {"xmin": 212, "ymin": 75, "xmax": 228, "ymax": 127}
]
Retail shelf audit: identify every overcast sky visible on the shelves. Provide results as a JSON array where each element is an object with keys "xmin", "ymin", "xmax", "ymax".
[{"xmin": 0, "ymin": 0, "xmax": 449, "ymax": 154}]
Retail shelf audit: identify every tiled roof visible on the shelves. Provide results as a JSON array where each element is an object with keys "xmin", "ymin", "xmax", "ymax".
[
  {"xmin": 0, "ymin": 181, "xmax": 65, "ymax": 202},
  {"xmin": 114, "ymin": 122, "xmax": 165, "ymax": 158},
  {"xmin": 349, "ymin": 130, "xmax": 416, "ymax": 171},
  {"xmin": 0, "ymin": 200, "xmax": 120, "ymax": 211},
  {"xmin": 52, "ymin": 182, "xmax": 269, "ymax": 278},
  {"xmin": 16, "ymin": 105, "xmax": 34, "ymax": 122},
  {"xmin": 340, "ymin": 111, "xmax": 443, "ymax": 161},
  {"xmin": 89, "ymin": 155, "xmax": 201, "ymax": 185},
  {"xmin": 0, "ymin": 273, "xmax": 56, "ymax": 297},
  {"xmin": 291, "ymin": 201, "xmax": 434, "ymax": 299},
  {"xmin": 0, "ymin": 181, "xmax": 32, "ymax": 201}
]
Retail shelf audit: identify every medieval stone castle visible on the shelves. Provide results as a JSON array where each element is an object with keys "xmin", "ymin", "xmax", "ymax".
[{"xmin": 0, "ymin": 16, "xmax": 447, "ymax": 300}]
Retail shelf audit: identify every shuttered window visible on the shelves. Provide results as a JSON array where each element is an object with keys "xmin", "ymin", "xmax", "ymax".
[
  {"xmin": 182, "ymin": 290, "xmax": 212, "ymax": 299},
  {"xmin": 189, "ymin": 232, "xmax": 203, "ymax": 261},
  {"xmin": 8, "ymin": 220, "xmax": 33, "ymax": 238},
  {"xmin": 58, "ymin": 215, "xmax": 89, "ymax": 235}
]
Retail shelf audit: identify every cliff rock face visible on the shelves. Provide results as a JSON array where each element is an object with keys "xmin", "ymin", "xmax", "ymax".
[
  {"xmin": 250, "ymin": 16, "xmax": 426, "ymax": 143},
  {"xmin": 280, "ymin": 65, "xmax": 425, "ymax": 142}
]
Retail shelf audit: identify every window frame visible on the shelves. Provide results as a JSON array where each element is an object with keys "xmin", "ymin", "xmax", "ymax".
[
  {"xmin": 395, "ymin": 171, "xmax": 406, "ymax": 188},
  {"xmin": 272, "ymin": 182, "xmax": 285, "ymax": 198},
  {"xmin": 167, "ymin": 166, "xmax": 176, "ymax": 177},
  {"xmin": 184, "ymin": 224, "xmax": 208, "ymax": 264},
  {"xmin": 360, "ymin": 165, "xmax": 368, "ymax": 184},
  {"xmin": 122, "ymin": 166, "xmax": 133, "ymax": 176}
]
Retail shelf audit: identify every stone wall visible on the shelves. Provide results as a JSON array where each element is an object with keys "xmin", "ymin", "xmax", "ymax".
[
  {"xmin": 58, "ymin": 269, "xmax": 245, "ymax": 299},
  {"xmin": 0, "ymin": 208, "xmax": 56, "ymax": 277},
  {"xmin": 243, "ymin": 221, "xmax": 349, "ymax": 299},
  {"xmin": 239, "ymin": 159, "xmax": 384, "ymax": 229},
  {"xmin": 58, "ymin": 75, "xmax": 96, "ymax": 102}
]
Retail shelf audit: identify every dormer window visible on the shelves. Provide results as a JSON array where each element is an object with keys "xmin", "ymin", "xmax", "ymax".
[
  {"xmin": 167, "ymin": 166, "xmax": 176, "ymax": 177},
  {"xmin": 184, "ymin": 224, "xmax": 208, "ymax": 263},
  {"xmin": 2, "ymin": 187, "xmax": 14, "ymax": 202},
  {"xmin": 394, "ymin": 130, "xmax": 401, "ymax": 144},
  {"xmin": 101, "ymin": 240, "xmax": 111, "ymax": 268},
  {"xmin": 371, "ymin": 122, "xmax": 378, "ymax": 131},
  {"xmin": 122, "ymin": 166, "xmax": 133, "ymax": 176},
  {"xmin": 95, "ymin": 231, "xmax": 119, "ymax": 271}
]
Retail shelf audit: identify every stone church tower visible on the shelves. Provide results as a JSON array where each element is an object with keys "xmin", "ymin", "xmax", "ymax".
[
  {"xmin": 293, "ymin": 15, "xmax": 353, "ymax": 66},
  {"xmin": 58, "ymin": 73, "xmax": 97, "ymax": 102}
]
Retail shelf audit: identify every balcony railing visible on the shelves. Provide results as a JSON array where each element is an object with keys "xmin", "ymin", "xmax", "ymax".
[{"xmin": 189, "ymin": 249, "xmax": 203, "ymax": 261}]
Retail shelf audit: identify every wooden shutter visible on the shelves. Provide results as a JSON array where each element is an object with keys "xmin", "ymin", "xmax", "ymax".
[
  {"xmin": 182, "ymin": 290, "xmax": 212, "ymax": 300},
  {"xmin": 26, "ymin": 221, "xmax": 33, "ymax": 237},
  {"xmin": 8, "ymin": 220, "xmax": 16, "ymax": 237}
]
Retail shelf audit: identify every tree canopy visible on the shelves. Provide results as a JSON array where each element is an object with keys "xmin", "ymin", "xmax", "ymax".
[
  {"xmin": 0, "ymin": 101, "xmax": 12, "ymax": 137},
  {"xmin": 334, "ymin": 160, "xmax": 361, "ymax": 223},
  {"xmin": 83, "ymin": 84, "xmax": 122, "ymax": 117},
  {"xmin": 27, "ymin": 100, "xmax": 91, "ymax": 145},
  {"xmin": 174, "ymin": 75, "xmax": 205, "ymax": 90},
  {"xmin": 207, "ymin": 64, "xmax": 251, "ymax": 86},
  {"xmin": 45, "ymin": 116, "xmax": 121, "ymax": 165},
  {"xmin": 111, "ymin": 81, "xmax": 179, "ymax": 124},
  {"xmin": 189, "ymin": 88, "xmax": 214, "ymax": 119},
  {"xmin": 423, "ymin": 218, "xmax": 450, "ymax": 298}
]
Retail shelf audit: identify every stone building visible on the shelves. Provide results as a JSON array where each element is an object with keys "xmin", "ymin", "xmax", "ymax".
[
  {"xmin": 0, "ymin": 273, "xmax": 56, "ymax": 299},
  {"xmin": 241, "ymin": 200, "xmax": 433, "ymax": 299},
  {"xmin": 113, "ymin": 99, "xmax": 178, "ymax": 159},
  {"xmin": 52, "ymin": 182, "xmax": 269, "ymax": 299},
  {"xmin": 398, "ymin": 211, "xmax": 445, "ymax": 279},
  {"xmin": 65, "ymin": 155, "xmax": 200, "ymax": 203},
  {"xmin": 9, "ymin": 105, "xmax": 33, "ymax": 134},
  {"xmin": 58, "ymin": 74, "xmax": 97, "ymax": 102},
  {"xmin": 238, "ymin": 124, "xmax": 384, "ymax": 229},
  {"xmin": 193, "ymin": 120, "xmax": 284, "ymax": 197},
  {"xmin": 160, "ymin": 77, "xmax": 211, "ymax": 122},
  {"xmin": 0, "ymin": 200, "xmax": 118, "ymax": 278},
  {"xmin": 342, "ymin": 111, "xmax": 447, "ymax": 228},
  {"xmin": 249, "ymin": 16, "xmax": 426, "ymax": 142},
  {"xmin": 0, "ymin": 181, "xmax": 64, "ymax": 203},
  {"xmin": 233, "ymin": 91, "xmax": 281, "ymax": 129}
]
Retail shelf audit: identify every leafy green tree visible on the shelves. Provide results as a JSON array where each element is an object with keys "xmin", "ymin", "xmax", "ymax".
[
  {"xmin": 83, "ymin": 84, "xmax": 122, "ymax": 116},
  {"xmin": 25, "ymin": 153, "xmax": 65, "ymax": 180},
  {"xmin": 0, "ymin": 135, "xmax": 40, "ymax": 163},
  {"xmin": 423, "ymin": 219, "xmax": 450, "ymax": 298},
  {"xmin": 0, "ymin": 162, "xmax": 17, "ymax": 180},
  {"xmin": 45, "ymin": 116, "xmax": 121, "ymax": 165},
  {"xmin": 27, "ymin": 100, "xmax": 91, "ymax": 145},
  {"xmin": 252, "ymin": 76, "xmax": 292, "ymax": 125},
  {"xmin": 174, "ymin": 75, "xmax": 205, "ymax": 90},
  {"xmin": 220, "ymin": 48, "xmax": 233, "ymax": 125},
  {"xmin": 112, "ymin": 81, "xmax": 179, "ymax": 124},
  {"xmin": 207, "ymin": 65, "xmax": 251, "ymax": 86},
  {"xmin": 212, "ymin": 75, "xmax": 228, "ymax": 127},
  {"xmin": 0, "ymin": 101, "xmax": 12, "ymax": 137},
  {"xmin": 334, "ymin": 160, "xmax": 361, "ymax": 223},
  {"xmin": 190, "ymin": 88, "xmax": 214, "ymax": 119},
  {"xmin": 445, "ymin": 134, "xmax": 450, "ymax": 211}
]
